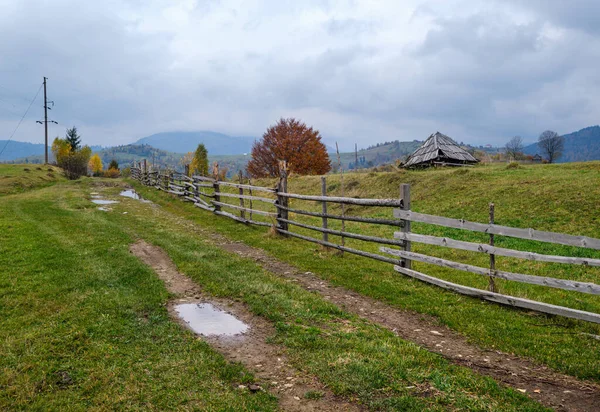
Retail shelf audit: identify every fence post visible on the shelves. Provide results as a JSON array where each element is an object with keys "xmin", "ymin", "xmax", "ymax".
[
  {"xmin": 212, "ymin": 163, "xmax": 221, "ymax": 213},
  {"xmin": 143, "ymin": 159, "xmax": 147, "ymax": 185},
  {"xmin": 277, "ymin": 161, "xmax": 289, "ymax": 233},
  {"xmin": 489, "ymin": 203, "xmax": 498, "ymax": 293},
  {"xmin": 247, "ymin": 175, "xmax": 254, "ymax": 221},
  {"xmin": 321, "ymin": 176, "xmax": 328, "ymax": 243},
  {"xmin": 400, "ymin": 184, "xmax": 411, "ymax": 269},
  {"xmin": 238, "ymin": 170, "xmax": 246, "ymax": 221}
]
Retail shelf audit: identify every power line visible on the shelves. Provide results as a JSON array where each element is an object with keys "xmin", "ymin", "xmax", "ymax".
[{"xmin": 0, "ymin": 83, "xmax": 43, "ymax": 158}]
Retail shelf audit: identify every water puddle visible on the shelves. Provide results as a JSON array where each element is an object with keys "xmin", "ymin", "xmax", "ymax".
[
  {"xmin": 91, "ymin": 199, "xmax": 119, "ymax": 205},
  {"xmin": 97, "ymin": 207, "xmax": 110, "ymax": 212},
  {"xmin": 175, "ymin": 303, "xmax": 249, "ymax": 336},
  {"xmin": 119, "ymin": 189, "xmax": 151, "ymax": 203}
]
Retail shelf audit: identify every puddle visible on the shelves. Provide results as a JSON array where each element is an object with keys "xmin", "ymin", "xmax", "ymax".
[
  {"xmin": 175, "ymin": 303, "xmax": 249, "ymax": 336},
  {"xmin": 97, "ymin": 207, "xmax": 110, "ymax": 212},
  {"xmin": 91, "ymin": 199, "xmax": 119, "ymax": 205},
  {"xmin": 119, "ymin": 189, "xmax": 151, "ymax": 203}
]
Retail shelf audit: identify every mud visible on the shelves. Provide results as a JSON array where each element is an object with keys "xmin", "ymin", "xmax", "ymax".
[{"xmin": 129, "ymin": 240, "xmax": 361, "ymax": 412}]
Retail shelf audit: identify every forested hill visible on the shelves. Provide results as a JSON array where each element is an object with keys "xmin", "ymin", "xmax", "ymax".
[{"xmin": 523, "ymin": 126, "xmax": 600, "ymax": 162}]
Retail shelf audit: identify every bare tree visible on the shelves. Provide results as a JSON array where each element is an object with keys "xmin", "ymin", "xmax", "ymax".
[
  {"xmin": 538, "ymin": 130, "xmax": 564, "ymax": 163},
  {"xmin": 505, "ymin": 136, "xmax": 524, "ymax": 160}
]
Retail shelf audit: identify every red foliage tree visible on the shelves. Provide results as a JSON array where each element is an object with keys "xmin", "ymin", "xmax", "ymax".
[{"xmin": 247, "ymin": 118, "xmax": 331, "ymax": 178}]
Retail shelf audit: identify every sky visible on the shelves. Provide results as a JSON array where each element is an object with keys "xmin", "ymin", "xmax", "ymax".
[{"xmin": 1, "ymin": 0, "xmax": 599, "ymax": 150}]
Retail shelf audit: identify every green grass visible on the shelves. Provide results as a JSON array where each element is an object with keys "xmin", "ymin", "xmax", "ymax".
[
  {"xmin": 0, "ymin": 181, "xmax": 276, "ymax": 411},
  {"xmin": 131, "ymin": 162, "xmax": 600, "ymax": 381},
  {"xmin": 0, "ymin": 164, "xmax": 63, "ymax": 195},
  {"xmin": 0, "ymin": 173, "xmax": 546, "ymax": 410}
]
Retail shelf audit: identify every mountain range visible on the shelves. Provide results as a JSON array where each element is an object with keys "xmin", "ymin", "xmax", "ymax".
[{"xmin": 134, "ymin": 131, "xmax": 255, "ymax": 155}]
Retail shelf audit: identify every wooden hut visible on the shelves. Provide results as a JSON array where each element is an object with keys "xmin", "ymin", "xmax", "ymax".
[{"xmin": 403, "ymin": 132, "xmax": 478, "ymax": 168}]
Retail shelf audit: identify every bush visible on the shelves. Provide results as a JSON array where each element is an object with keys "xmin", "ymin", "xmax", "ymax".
[
  {"xmin": 104, "ymin": 168, "xmax": 120, "ymax": 178},
  {"xmin": 121, "ymin": 167, "xmax": 131, "ymax": 178},
  {"xmin": 52, "ymin": 136, "xmax": 91, "ymax": 180},
  {"xmin": 506, "ymin": 161, "xmax": 520, "ymax": 169}
]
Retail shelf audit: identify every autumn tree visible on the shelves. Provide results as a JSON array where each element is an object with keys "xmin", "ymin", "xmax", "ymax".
[
  {"xmin": 190, "ymin": 143, "xmax": 209, "ymax": 176},
  {"xmin": 247, "ymin": 118, "xmax": 331, "ymax": 178},
  {"xmin": 52, "ymin": 136, "xmax": 91, "ymax": 180},
  {"xmin": 505, "ymin": 136, "xmax": 524, "ymax": 160},
  {"xmin": 538, "ymin": 130, "xmax": 564, "ymax": 163},
  {"xmin": 89, "ymin": 154, "xmax": 103, "ymax": 176}
]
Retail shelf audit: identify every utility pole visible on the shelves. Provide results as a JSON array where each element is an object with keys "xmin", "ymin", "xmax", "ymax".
[
  {"xmin": 37, "ymin": 77, "xmax": 57, "ymax": 164},
  {"xmin": 43, "ymin": 77, "xmax": 48, "ymax": 164}
]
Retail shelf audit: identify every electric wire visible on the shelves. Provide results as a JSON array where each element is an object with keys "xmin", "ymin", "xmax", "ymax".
[{"xmin": 0, "ymin": 83, "xmax": 44, "ymax": 158}]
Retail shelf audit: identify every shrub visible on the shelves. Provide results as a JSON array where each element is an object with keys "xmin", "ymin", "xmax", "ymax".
[
  {"xmin": 104, "ymin": 168, "xmax": 120, "ymax": 178},
  {"xmin": 506, "ymin": 161, "xmax": 520, "ymax": 169}
]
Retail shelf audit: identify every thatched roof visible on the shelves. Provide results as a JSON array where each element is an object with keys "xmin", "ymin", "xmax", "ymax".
[{"xmin": 403, "ymin": 132, "xmax": 478, "ymax": 168}]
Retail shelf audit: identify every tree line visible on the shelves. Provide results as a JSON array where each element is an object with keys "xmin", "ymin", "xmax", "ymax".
[{"xmin": 505, "ymin": 130, "xmax": 565, "ymax": 163}]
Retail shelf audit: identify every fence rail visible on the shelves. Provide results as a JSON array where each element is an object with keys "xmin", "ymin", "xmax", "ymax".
[{"xmin": 130, "ymin": 162, "xmax": 600, "ymax": 324}]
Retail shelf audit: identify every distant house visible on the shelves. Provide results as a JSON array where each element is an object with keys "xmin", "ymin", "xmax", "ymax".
[
  {"xmin": 403, "ymin": 132, "xmax": 479, "ymax": 168},
  {"xmin": 532, "ymin": 154, "xmax": 543, "ymax": 162}
]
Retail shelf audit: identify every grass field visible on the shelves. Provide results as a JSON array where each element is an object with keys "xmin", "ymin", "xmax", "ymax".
[
  {"xmin": 0, "ymin": 164, "xmax": 63, "ymax": 195},
  {"xmin": 131, "ymin": 162, "xmax": 600, "ymax": 382},
  {"xmin": 0, "ymin": 165, "xmax": 549, "ymax": 410}
]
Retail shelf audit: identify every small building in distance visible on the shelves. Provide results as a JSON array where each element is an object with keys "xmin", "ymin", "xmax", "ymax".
[
  {"xmin": 403, "ymin": 131, "xmax": 479, "ymax": 168},
  {"xmin": 532, "ymin": 154, "xmax": 543, "ymax": 162}
]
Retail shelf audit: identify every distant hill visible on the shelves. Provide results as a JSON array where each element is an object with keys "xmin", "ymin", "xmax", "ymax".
[
  {"xmin": 523, "ymin": 126, "xmax": 600, "ymax": 162},
  {"xmin": 134, "ymin": 131, "xmax": 255, "ymax": 155},
  {"xmin": 0, "ymin": 141, "xmax": 45, "ymax": 161}
]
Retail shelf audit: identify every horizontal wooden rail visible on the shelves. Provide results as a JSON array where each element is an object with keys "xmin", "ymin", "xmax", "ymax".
[
  {"xmin": 191, "ymin": 175, "xmax": 215, "ymax": 182},
  {"xmin": 167, "ymin": 190, "xmax": 185, "ymax": 196},
  {"xmin": 393, "ymin": 265, "xmax": 600, "ymax": 324},
  {"xmin": 212, "ymin": 201, "xmax": 276, "ymax": 217},
  {"xmin": 280, "ymin": 218, "xmax": 406, "ymax": 247},
  {"xmin": 380, "ymin": 247, "xmax": 600, "ymax": 295},
  {"xmin": 217, "ymin": 181, "xmax": 277, "ymax": 194},
  {"xmin": 394, "ymin": 210, "xmax": 600, "ymax": 250},
  {"xmin": 193, "ymin": 202, "xmax": 215, "ymax": 213},
  {"xmin": 278, "ymin": 229, "xmax": 402, "ymax": 266},
  {"xmin": 394, "ymin": 232, "xmax": 600, "ymax": 267},
  {"xmin": 214, "ymin": 192, "xmax": 277, "ymax": 204},
  {"xmin": 276, "ymin": 205, "xmax": 402, "ymax": 226},
  {"xmin": 214, "ymin": 210, "xmax": 272, "ymax": 227},
  {"xmin": 277, "ymin": 192, "xmax": 403, "ymax": 207}
]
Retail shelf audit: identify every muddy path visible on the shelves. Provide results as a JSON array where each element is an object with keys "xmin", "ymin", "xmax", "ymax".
[
  {"xmin": 210, "ymin": 239, "xmax": 600, "ymax": 412},
  {"xmin": 130, "ymin": 240, "xmax": 361, "ymax": 412}
]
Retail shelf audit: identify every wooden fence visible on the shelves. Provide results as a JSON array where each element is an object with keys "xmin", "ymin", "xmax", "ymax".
[{"xmin": 130, "ymin": 162, "xmax": 600, "ymax": 324}]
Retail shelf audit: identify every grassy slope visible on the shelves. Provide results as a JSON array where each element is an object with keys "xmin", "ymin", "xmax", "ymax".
[
  {"xmin": 0, "ymin": 177, "xmax": 544, "ymax": 410},
  {"xmin": 132, "ymin": 162, "xmax": 600, "ymax": 381},
  {"xmin": 0, "ymin": 164, "xmax": 63, "ymax": 196}
]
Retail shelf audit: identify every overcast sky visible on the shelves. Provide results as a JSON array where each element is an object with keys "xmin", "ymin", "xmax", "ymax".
[{"xmin": 1, "ymin": 0, "xmax": 599, "ymax": 150}]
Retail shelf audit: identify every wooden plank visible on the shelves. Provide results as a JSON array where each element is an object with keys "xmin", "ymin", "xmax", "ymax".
[
  {"xmin": 167, "ymin": 190, "xmax": 185, "ymax": 196},
  {"xmin": 193, "ymin": 183, "xmax": 215, "ymax": 188},
  {"xmin": 277, "ymin": 229, "xmax": 402, "ymax": 266},
  {"xmin": 277, "ymin": 192, "xmax": 403, "ymax": 207},
  {"xmin": 193, "ymin": 202, "xmax": 215, "ymax": 213},
  {"xmin": 214, "ymin": 210, "xmax": 272, "ymax": 227},
  {"xmin": 380, "ymin": 247, "xmax": 600, "ymax": 295},
  {"xmin": 184, "ymin": 195, "xmax": 212, "ymax": 208},
  {"xmin": 280, "ymin": 218, "xmax": 406, "ymax": 247},
  {"xmin": 393, "ymin": 232, "xmax": 600, "ymax": 267},
  {"xmin": 276, "ymin": 205, "xmax": 403, "ymax": 226},
  {"xmin": 217, "ymin": 180, "xmax": 277, "ymax": 193},
  {"xmin": 191, "ymin": 175, "xmax": 215, "ymax": 182},
  {"xmin": 212, "ymin": 201, "xmax": 276, "ymax": 217},
  {"xmin": 215, "ymin": 192, "xmax": 277, "ymax": 204},
  {"xmin": 392, "ymin": 265, "xmax": 600, "ymax": 324},
  {"xmin": 394, "ymin": 210, "xmax": 600, "ymax": 250}
]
